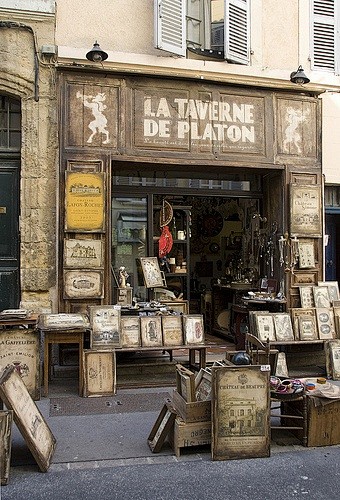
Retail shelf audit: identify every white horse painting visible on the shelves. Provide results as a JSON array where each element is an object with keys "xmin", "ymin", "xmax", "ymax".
[{"xmin": 283, "ymin": 107, "xmax": 309, "ymax": 154}]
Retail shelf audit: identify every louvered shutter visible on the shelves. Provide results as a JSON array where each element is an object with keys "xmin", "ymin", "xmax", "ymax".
[
  {"xmin": 225, "ymin": 0, "xmax": 250, "ymax": 64},
  {"xmin": 154, "ymin": 0, "xmax": 186, "ymax": 56},
  {"xmin": 312, "ymin": 0, "xmax": 335, "ymax": 71}
]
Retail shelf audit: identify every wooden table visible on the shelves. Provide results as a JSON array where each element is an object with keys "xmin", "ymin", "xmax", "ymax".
[{"xmin": 41, "ymin": 329, "xmax": 87, "ymax": 397}]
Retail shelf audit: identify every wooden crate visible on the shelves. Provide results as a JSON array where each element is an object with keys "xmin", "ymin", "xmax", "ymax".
[
  {"xmin": 169, "ymin": 416, "xmax": 211, "ymax": 457},
  {"xmin": 172, "ymin": 389, "xmax": 211, "ymax": 423},
  {"xmin": 0, "ymin": 410, "xmax": 13, "ymax": 486},
  {"xmin": 283, "ymin": 395, "xmax": 340, "ymax": 447}
]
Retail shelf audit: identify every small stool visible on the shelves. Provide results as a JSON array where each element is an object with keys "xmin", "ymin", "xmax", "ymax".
[{"xmin": 42, "ymin": 329, "xmax": 86, "ymax": 397}]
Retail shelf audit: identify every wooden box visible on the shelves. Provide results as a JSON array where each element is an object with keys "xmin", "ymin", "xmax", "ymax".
[
  {"xmin": 172, "ymin": 389, "xmax": 211, "ymax": 422},
  {"xmin": 284, "ymin": 396, "xmax": 340, "ymax": 447},
  {"xmin": 169, "ymin": 416, "xmax": 211, "ymax": 457}
]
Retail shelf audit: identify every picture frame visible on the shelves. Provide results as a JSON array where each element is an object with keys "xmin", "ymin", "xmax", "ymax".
[
  {"xmin": 140, "ymin": 316, "xmax": 163, "ymax": 347},
  {"xmin": 0, "ymin": 366, "xmax": 56, "ymax": 472},
  {"xmin": 299, "ymin": 286, "xmax": 315, "ymax": 308},
  {"xmin": 88, "ymin": 305, "xmax": 121, "ymax": 349},
  {"xmin": 139, "ymin": 257, "xmax": 166, "ymax": 288},
  {"xmin": 64, "ymin": 238, "xmax": 104, "ymax": 268},
  {"xmin": 0, "ymin": 328, "xmax": 40, "ymax": 400},
  {"xmin": 162, "ymin": 315, "xmax": 183, "ymax": 346},
  {"xmin": 0, "ymin": 410, "xmax": 13, "ymax": 486},
  {"xmin": 82, "ymin": 350, "xmax": 116, "ymax": 397},
  {"xmin": 298, "ymin": 315, "xmax": 318, "ymax": 341},
  {"xmin": 159, "ymin": 300, "xmax": 189, "ymax": 314},
  {"xmin": 333, "ymin": 308, "xmax": 340, "ymax": 337},
  {"xmin": 120, "ymin": 316, "xmax": 141, "ymax": 348},
  {"xmin": 318, "ymin": 281, "xmax": 340, "ymax": 303},
  {"xmin": 290, "ymin": 308, "xmax": 316, "ymax": 339},
  {"xmin": 313, "ymin": 286, "xmax": 331, "ymax": 308},
  {"xmin": 272, "ymin": 313, "xmax": 294, "ymax": 341},
  {"xmin": 274, "ymin": 352, "xmax": 289, "ymax": 378},
  {"xmin": 254, "ymin": 313, "xmax": 276, "ymax": 342},
  {"xmin": 182, "ymin": 314, "xmax": 205, "ymax": 345},
  {"xmin": 65, "ymin": 171, "xmax": 105, "ymax": 232},
  {"xmin": 176, "ymin": 364, "xmax": 196, "ymax": 402},
  {"xmin": 290, "ymin": 184, "xmax": 322, "ymax": 237},
  {"xmin": 37, "ymin": 313, "xmax": 90, "ymax": 330},
  {"xmin": 326, "ymin": 340, "xmax": 340, "ymax": 380},
  {"xmin": 63, "ymin": 270, "xmax": 104, "ymax": 299},
  {"xmin": 195, "ymin": 368, "xmax": 212, "ymax": 401},
  {"xmin": 316, "ymin": 308, "xmax": 336, "ymax": 340},
  {"xmin": 211, "ymin": 366, "xmax": 270, "ymax": 461},
  {"xmin": 147, "ymin": 402, "xmax": 177, "ymax": 453},
  {"xmin": 298, "ymin": 240, "xmax": 315, "ymax": 269}
]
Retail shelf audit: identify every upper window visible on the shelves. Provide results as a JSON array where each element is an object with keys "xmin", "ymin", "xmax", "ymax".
[
  {"xmin": 311, "ymin": 0, "xmax": 339, "ymax": 73},
  {"xmin": 154, "ymin": 0, "xmax": 250, "ymax": 64}
]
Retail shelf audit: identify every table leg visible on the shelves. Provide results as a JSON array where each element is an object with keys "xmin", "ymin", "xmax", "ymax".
[{"xmin": 43, "ymin": 338, "xmax": 49, "ymax": 397}]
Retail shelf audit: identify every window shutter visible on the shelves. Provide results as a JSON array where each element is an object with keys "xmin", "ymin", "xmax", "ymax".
[
  {"xmin": 154, "ymin": 0, "xmax": 186, "ymax": 56},
  {"xmin": 312, "ymin": 0, "xmax": 335, "ymax": 71},
  {"xmin": 225, "ymin": 0, "xmax": 250, "ymax": 64}
]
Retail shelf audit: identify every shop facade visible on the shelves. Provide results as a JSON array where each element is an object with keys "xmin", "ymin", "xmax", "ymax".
[{"xmin": 58, "ymin": 70, "xmax": 323, "ymax": 329}]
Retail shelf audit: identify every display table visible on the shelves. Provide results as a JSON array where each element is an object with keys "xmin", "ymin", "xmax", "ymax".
[
  {"xmin": 42, "ymin": 329, "xmax": 87, "ymax": 397},
  {"xmin": 0, "ymin": 314, "xmax": 38, "ymax": 329}
]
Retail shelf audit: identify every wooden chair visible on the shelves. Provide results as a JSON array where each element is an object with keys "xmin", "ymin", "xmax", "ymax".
[{"xmin": 245, "ymin": 332, "xmax": 278, "ymax": 368}]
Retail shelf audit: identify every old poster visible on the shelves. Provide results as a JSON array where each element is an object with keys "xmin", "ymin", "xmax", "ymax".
[
  {"xmin": 64, "ymin": 239, "xmax": 103, "ymax": 268},
  {"xmin": 88, "ymin": 305, "xmax": 121, "ymax": 349},
  {"xmin": 64, "ymin": 270, "xmax": 104, "ymax": 299},
  {"xmin": 0, "ymin": 329, "xmax": 40, "ymax": 400},
  {"xmin": 82, "ymin": 350, "xmax": 116, "ymax": 397},
  {"xmin": 290, "ymin": 184, "xmax": 322, "ymax": 237},
  {"xmin": 65, "ymin": 171, "xmax": 105, "ymax": 232},
  {"xmin": 211, "ymin": 366, "xmax": 270, "ymax": 461},
  {"xmin": 0, "ymin": 366, "xmax": 56, "ymax": 472}
]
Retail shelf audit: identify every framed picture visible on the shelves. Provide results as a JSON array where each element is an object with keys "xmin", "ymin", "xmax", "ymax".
[
  {"xmin": 274, "ymin": 352, "xmax": 289, "ymax": 378},
  {"xmin": 139, "ymin": 257, "xmax": 166, "ymax": 288},
  {"xmin": 176, "ymin": 364, "xmax": 196, "ymax": 402},
  {"xmin": 211, "ymin": 366, "xmax": 270, "ymax": 461},
  {"xmin": 272, "ymin": 313, "xmax": 294, "ymax": 341},
  {"xmin": 37, "ymin": 313, "xmax": 90, "ymax": 330},
  {"xmin": 254, "ymin": 314, "xmax": 276, "ymax": 342},
  {"xmin": 333, "ymin": 308, "xmax": 340, "ymax": 337},
  {"xmin": 0, "ymin": 328, "xmax": 40, "ymax": 400},
  {"xmin": 326, "ymin": 340, "xmax": 340, "ymax": 380},
  {"xmin": 64, "ymin": 238, "xmax": 104, "ymax": 268},
  {"xmin": 0, "ymin": 410, "xmax": 13, "ymax": 486},
  {"xmin": 162, "ymin": 315, "xmax": 183, "ymax": 346},
  {"xmin": 290, "ymin": 184, "xmax": 322, "ymax": 237},
  {"xmin": 298, "ymin": 241, "xmax": 315, "ymax": 268},
  {"xmin": 65, "ymin": 171, "xmax": 105, "ymax": 232},
  {"xmin": 82, "ymin": 350, "xmax": 116, "ymax": 397},
  {"xmin": 182, "ymin": 314, "xmax": 205, "ymax": 345},
  {"xmin": 120, "ymin": 316, "xmax": 141, "ymax": 348},
  {"xmin": 140, "ymin": 316, "xmax": 163, "ymax": 347},
  {"xmin": 299, "ymin": 286, "xmax": 315, "ymax": 308},
  {"xmin": 147, "ymin": 402, "xmax": 177, "ymax": 453},
  {"xmin": 298, "ymin": 315, "xmax": 318, "ymax": 341},
  {"xmin": 88, "ymin": 305, "xmax": 121, "ymax": 349},
  {"xmin": 0, "ymin": 366, "xmax": 56, "ymax": 472},
  {"xmin": 290, "ymin": 308, "xmax": 316, "ymax": 339},
  {"xmin": 316, "ymin": 308, "xmax": 336, "ymax": 340},
  {"xmin": 64, "ymin": 270, "xmax": 104, "ymax": 299},
  {"xmin": 159, "ymin": 300, "xmax": 189, "ymax": 314},
  {"xmin": 195, "ymin": 368, "xmax": 212, "ymax": 401},
  {"xmin": 313, "ymin": 286, "xmax": 331, "ymax": 308},
  {"xmin": 318, "ymin": 281, "xmax": 340, "ymax": 303}
]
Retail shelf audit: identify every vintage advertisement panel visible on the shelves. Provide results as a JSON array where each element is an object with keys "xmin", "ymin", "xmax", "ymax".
[
  {"xmin": 211, "ymin": 366, "xmax": 270, "ymax": 461},
  {"xmin": 82, "ymin": 350, "xmax": 116, "ymax": 397},
  {"xmin": 290, "ymin": 184, "xmax": 322, "ymax": 237},
  {"xmin": 64, "ymin": 239, "xmax": 104, "ymax": 268},
  {"xmin": 88, "ymin": 305, "xmax": 121, "ymax": 349},
  {"xmin": 0, "ymin": 329, "xmax": 40, "ymax": 400},
  {"xmin": 65, "ymin": 171, "xmax": 105, "ymax": 232},
  {"xmin": 0, "ymin": 366, "xmax": 56, "ymax": 472},
  {"xmin": 64, "ymin": 270, "xmax": 104, "ymax": 299}
]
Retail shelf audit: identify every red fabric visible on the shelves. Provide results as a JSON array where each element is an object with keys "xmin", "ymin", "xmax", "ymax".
[{"xmin": 159, "ymin": 225, "xmax": 173, "ymax": 257}]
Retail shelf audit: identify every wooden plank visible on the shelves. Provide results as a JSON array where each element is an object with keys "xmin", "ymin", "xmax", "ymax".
[
  {"xmin": 82, "ymin": 350, "xmax": 116, "ymax": 397},
  {"xmin": 0, "ymin": 410, "xmax": 13, "ymax": 485},
  {"xmin": 0, "ymin": 366, "xmax": 56, "ymax": 472}
]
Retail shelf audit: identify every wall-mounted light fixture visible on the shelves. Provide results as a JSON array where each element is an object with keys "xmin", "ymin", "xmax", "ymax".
[
  {"xmin": 290, "ymin": 65, "xmax": 310, "ymax": 84},
  {"xmin": 86, "ymin": 41, "xmax": 108, "ymax": 62}
]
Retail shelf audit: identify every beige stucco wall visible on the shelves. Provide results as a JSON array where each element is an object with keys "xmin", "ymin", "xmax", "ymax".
[
  {"xmin": 0, "ymin": 9, "xmax": 58, "ymax": 313},
  {"xmin": 321, "ymin": 93, "xmax": 340, "ymax": 185}
]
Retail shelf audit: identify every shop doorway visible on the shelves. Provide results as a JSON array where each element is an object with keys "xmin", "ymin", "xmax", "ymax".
[
  {"xmin": 0, "ymin": 96, "xmax": 21, "ymax": 310},
  {"xmin": 111, "ymin": 166, "xmax": 282, "ymax": 318}
]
